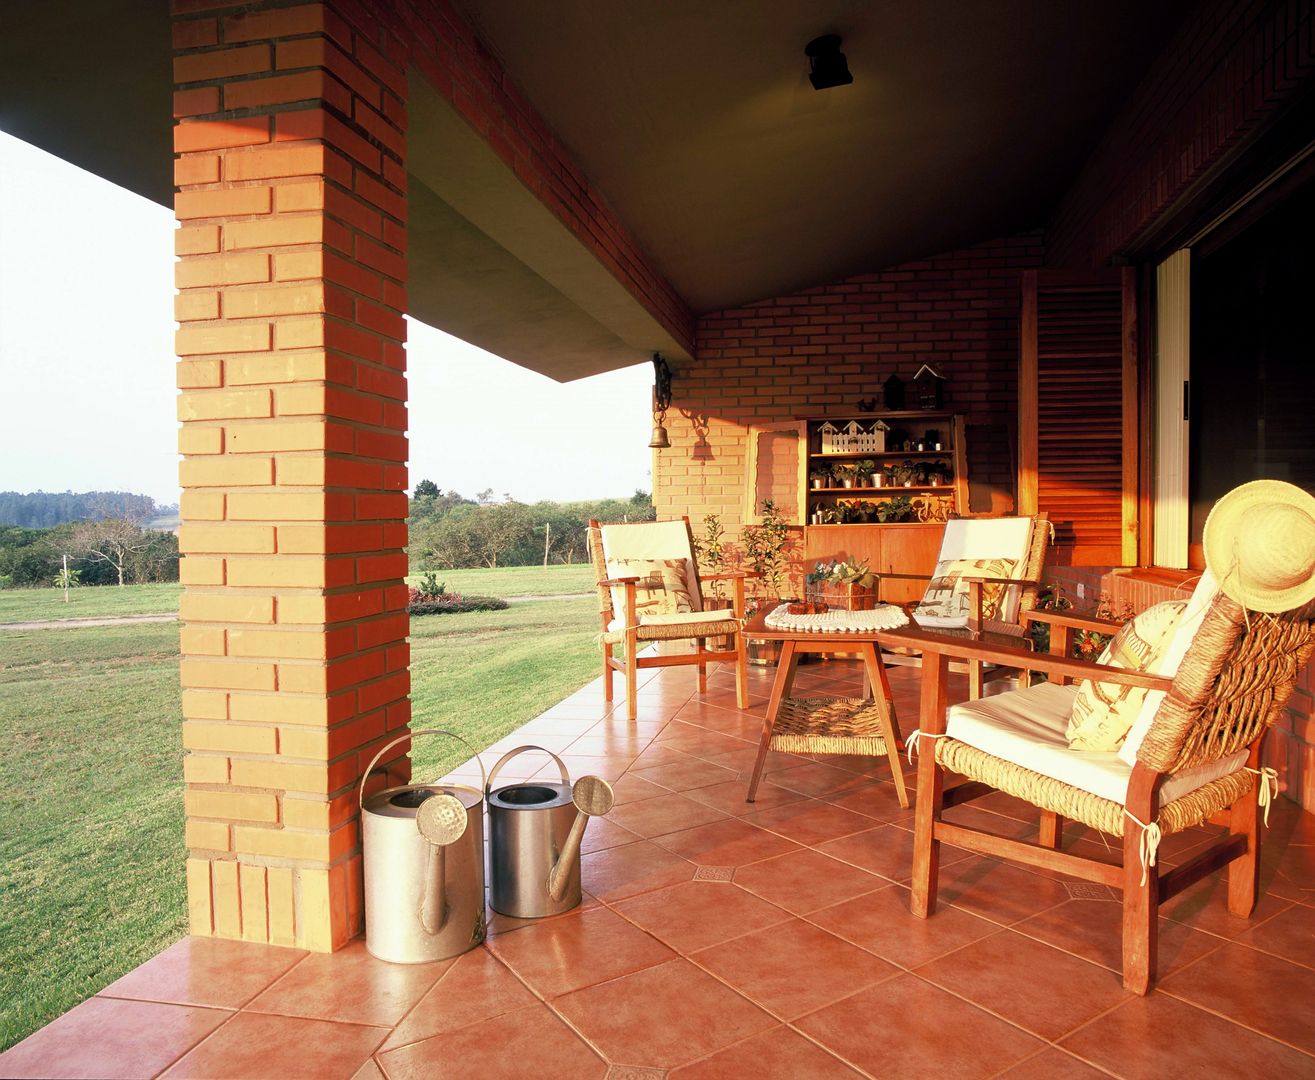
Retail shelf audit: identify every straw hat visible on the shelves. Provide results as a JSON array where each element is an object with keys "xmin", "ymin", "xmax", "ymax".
[{"xmin": 1203, "ymin": 479, "xmax": 1315, "ymax": 612}]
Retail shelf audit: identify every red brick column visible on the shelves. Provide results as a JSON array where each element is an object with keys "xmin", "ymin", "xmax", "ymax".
[{"xmin": 173, "ymin": 1, "xmax": 409, "ymax": 950}]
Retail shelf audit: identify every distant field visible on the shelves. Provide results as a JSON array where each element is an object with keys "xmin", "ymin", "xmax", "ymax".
[
  {"xmin": 411, "ymin": 564, "xmax": 593, "ymax": 598},
  {"xmin": 0, "ymin": 574, "xmax": 598, "ymax": 1051},
  {"xmin": 0, "ymin": 565, "xmax": 594, "ymax": 626},
  {"xmin": 0, "ymin": 583, "xmax": 182, "ymax": 624}
]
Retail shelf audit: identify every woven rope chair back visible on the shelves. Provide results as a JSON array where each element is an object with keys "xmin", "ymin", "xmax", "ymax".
[
  {"xmin": 587, "ymin": 524, "xmax": 611, "ymax": 621},
  {"xmin": 1138, "ymin": 594, "xmax": 1315, "ymax": 773}
]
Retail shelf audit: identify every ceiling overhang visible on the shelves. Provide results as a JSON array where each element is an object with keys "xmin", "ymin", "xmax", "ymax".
[{"xmin": 1, "ymin": 2, "xmax": 1187, "ymax": 380}]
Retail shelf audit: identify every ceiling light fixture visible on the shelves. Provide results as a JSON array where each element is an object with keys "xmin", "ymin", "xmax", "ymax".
[{"xmin": 805, "ymin": 34, "xmax": 853, "ymax": 90}]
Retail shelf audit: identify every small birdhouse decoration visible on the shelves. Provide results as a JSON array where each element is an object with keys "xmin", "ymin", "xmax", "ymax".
[
  {"xmin": 914, "ymin": 363, "xmax": 944, "ymax": 410},
  {"xmin": 841, "ymin": 420, "xmax": 864, "ymax": 451},
  {"xmin": 883, "ymin": 373, "xmax": 905, "ymax": 410},
  {"xmin": 819, "ymin": 421, "xmax": 840, "ymax": 454}
]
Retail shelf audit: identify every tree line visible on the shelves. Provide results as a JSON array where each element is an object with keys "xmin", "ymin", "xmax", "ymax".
[
  {"xmin": 0, "ymin": 490, "xmax": 174, "ymax": 529},
  {"xmin": 0, "ymin": 521, "xmax": 180, "ymax": 588},
  {"xmin": 408, "ymin": 481, "xmax": 655, "ymax": 569}
]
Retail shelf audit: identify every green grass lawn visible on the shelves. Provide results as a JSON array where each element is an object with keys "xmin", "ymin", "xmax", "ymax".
[
  {"xmin": 0, "ymin": 581, "xmax": 599, "ymax": 1051},
  {"xmin": 411, "ymin": 563, "xmax": 594, "ymax": 598},
  {"xmin": 0, "ymin": 565, "xmax": 594, "ymax": 626},
  {"xmin": 0, "ymin": 582, "xmax": 182, "ymax": 624}
]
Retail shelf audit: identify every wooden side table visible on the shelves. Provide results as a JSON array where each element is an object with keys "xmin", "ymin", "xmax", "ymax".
[{"xmin": 742, "ymin": 613, "xmax": 908, "ymax": 809}]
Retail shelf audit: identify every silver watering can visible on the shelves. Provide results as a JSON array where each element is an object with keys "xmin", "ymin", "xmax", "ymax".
[
  {"xmin": 359, "ymin": 729, "xmax": 486, "ymax": 964},
  {"xmin": 485, "ymin": 745, "xmax": 615, "ymax": 919}
]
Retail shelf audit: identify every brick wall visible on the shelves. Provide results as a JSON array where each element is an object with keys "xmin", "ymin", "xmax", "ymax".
[
  {"xmin": 655, "ymin": 231, "xmax": 1044, "ymax": 539},
  {"xmin": 1044, "ymin": 0, "xmax": 1315, "ymax": 810},
  {"xmin": 173, "ymin": 0, "xmax": 412, "ymax": 950},
  {"xmin": 170, "ymin": 0, "xmax": 695, "ymax": 949},
  {"xmin": 1048, "ymin": 0, "xmax": 1315, "ymax": 267}
]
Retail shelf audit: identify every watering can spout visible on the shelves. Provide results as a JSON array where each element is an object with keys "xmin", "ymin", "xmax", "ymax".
[
  {"xmin": 546, "ymin": 775, "xmax": 615, "ymax": 902},
  {"xmin": 416, "ymin": 793, "xmax": 469, "ymax": 936}
]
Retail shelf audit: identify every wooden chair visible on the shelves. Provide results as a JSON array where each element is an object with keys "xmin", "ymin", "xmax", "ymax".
[
  {"xmin": 588, "ymin": 518, "xmax": 750, "ymax": 721},
  {"xmin": 880, "ymin": 513, "xmax": 1052, "ymax": 697},
  {"xmin": 905, "ymin": 581, "xmax": 1315, "ymax": 993}
]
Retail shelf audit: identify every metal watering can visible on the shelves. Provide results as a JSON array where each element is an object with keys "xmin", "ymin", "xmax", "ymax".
[
  {"xmin": 359, "ymin": 729, "xmax": 486, "ymax": 964},
  {"xmin": 485, "ymin": 745, "xmax": 615, "ymax": 919}
]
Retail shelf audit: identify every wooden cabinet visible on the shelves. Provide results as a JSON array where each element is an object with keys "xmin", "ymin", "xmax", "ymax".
[
  {"xmin": 802, "ymin": 411, "xmax": 968, "ymax": 525},
  {"xmin": 803, "ymin": 522, "xmax": 944, "ymax": 604},
  {"xmin": 795, "ymin": 412, "xmax": 967, "ymax": 604}
]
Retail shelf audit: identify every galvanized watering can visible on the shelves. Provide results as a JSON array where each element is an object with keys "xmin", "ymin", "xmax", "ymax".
[
  {"xmin": 359, "ymin": 729, "xmax": 486, "ymax": 964},
  {"xmin": 485, "ymin": 745, "xmax": 614, "ymax": 919}
]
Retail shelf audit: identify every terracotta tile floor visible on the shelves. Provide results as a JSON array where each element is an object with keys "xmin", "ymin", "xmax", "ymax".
[{"xmin": 4, "ymin": 659, "xmax": 1314, "ymax": 1079}]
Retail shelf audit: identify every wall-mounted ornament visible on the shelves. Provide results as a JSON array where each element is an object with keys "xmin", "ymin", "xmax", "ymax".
[
  {"xmin": 913, "ymin": 363, "xmax": 944, "ymax": 410},
  {"xmin": 883, "ymin": 373, "xmax": 905, "ymax": 410}
]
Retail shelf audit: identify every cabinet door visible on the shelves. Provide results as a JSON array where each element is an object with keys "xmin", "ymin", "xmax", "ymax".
[{"xmin": 880, "ymin": 524, "xmax": 945, "ymax": 604}]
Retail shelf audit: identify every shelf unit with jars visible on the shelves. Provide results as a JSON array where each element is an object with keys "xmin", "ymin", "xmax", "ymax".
[{"xmin": 803, "ymin": 411, "xmax": 968, "ymax": 526}]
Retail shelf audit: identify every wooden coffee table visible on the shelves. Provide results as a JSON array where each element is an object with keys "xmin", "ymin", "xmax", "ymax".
[{"xmin": 742, "ymin": 611, "xmax": 908, "ymax": 809}]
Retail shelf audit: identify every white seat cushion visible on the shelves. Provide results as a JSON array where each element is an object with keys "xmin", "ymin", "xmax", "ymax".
[
  {"xmin": 607, "ymin": 609, "xmax": 737, "ymax": 633},
  {"xmin": 946, "ymin": 681, "xmax": 1247, "ymax": 808}
]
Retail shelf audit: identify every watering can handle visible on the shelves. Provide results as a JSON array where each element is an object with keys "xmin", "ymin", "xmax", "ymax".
[
  {"xmin": 485, "ymin": 744, "xmax": 571, "ymax": 795},
  {"xmin": 357, "ymin": 728, "xmax": 486, "ymax": 810}
]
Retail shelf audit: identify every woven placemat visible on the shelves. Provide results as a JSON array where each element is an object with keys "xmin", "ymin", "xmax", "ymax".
[
  {"xmin": 770, "ymin": 697, "xmax": 889, "ymax": 754},
  {"xmin": 764, "ymin": 603, "xmax": 909, "ymax": 633}
]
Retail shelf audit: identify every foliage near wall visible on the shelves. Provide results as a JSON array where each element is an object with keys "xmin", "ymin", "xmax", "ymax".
[
  {"xmin": 0, "ymin": 523, "xmax": 180, "ymax": 588},
  {"xmin": 407, "ymin": 484, "xmax": 655, "ymax": 569}
]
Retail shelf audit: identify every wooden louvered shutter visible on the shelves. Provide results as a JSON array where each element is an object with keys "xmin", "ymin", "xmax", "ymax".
[{"xmin": 1018, "ymin": 269, "xmax": 1137, "ymax": 566}]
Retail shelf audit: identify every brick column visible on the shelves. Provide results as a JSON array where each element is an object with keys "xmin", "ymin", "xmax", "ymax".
[{"xmin": 173, "ymin": 1, "xmax": 410, "ymax": 950}]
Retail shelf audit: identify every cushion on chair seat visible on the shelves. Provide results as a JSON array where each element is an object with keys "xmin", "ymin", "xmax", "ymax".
[
  {"xmin": 606, "ymin": 609, "xmax": 737, "ymax": 633},
  {"xmin": 1067, "ymin": 600, "xmax": 1187, "ymax": 752},
  {"xmin": 946, "ymin": 681, "xmax": 1248, "ymax": 808}
]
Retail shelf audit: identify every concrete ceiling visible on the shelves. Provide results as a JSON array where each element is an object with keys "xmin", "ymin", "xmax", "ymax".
[
  {"xmin": 456, "ymin": 0, "xmax": 1183, "ymax": 313},
  {"xmin": 1, "ymin": 2, "xmax": 1184, "ymax": 379}
]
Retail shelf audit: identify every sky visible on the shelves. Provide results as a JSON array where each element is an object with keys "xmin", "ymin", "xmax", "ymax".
[{"xmin": 0, "ymin": 130, "xmax": 655, "ymax": 508}]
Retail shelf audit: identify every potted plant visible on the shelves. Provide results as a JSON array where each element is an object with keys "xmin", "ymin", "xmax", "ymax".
[
  {"xmin": 809, "ymin": 467, "xmax": 832, "ymax": 490},
  {"xmin": 855, "ymin": 459, "xmax": 878, "ymax": 487},
  {"xmin": 873, "ymin": 495, "xmax": 916, "ymax": 523},
  {"xmin": 743, "ymin": 499, "xmax": 793, "ymax": 665},
  {"xmin": 805, "ymin": 559, "xmax": 877, "ymax": 610},
  {"xmin": 692, "ymin": 513, "xmax": 727, "ymax": 602},
  {"xmin": 833, "ymin": 462, "xmax": 858, "ymax": 489}
]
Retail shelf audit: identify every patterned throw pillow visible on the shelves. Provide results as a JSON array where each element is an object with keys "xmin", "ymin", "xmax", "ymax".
[
  {"xmin": 1067, "ymin": 600, "xmax": 1187, "ymax": 752},
  {"xmin": 605, "ymin": 558, "xmax": 695, "ymax": 620},
  {"xmin": 914, "ymin": 557, "xmax": 1018, "ymax": 624}
]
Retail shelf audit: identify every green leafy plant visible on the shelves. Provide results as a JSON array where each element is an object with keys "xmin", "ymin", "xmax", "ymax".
[
  {"xmin": 873, "ymin": 495, "xmax": 916, "ymax": 523},
  {"xmin": 417, "ymin": 571, "xmax": 446, "ymax": 598},
  {"xmin": 742, "ymin": 499, "xmax": 791, "ymax": 605},
  {"xmin": 806, "ymin": 559, "xmax": 875, "ymax": 588},
  {"xmin": 692, "ymin": 513, "xmax": 727, "ymax": 600}
]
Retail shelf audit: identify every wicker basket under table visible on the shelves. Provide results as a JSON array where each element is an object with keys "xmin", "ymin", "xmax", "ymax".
[{"xmin": 770, "ymin": 697, "xmax": 891, "ymax": 756}]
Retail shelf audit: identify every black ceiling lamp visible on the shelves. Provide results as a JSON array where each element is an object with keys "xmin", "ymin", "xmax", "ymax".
[
  {"xmin": 648, "ymin": 354, "xmax": 674, "ymax": 450},
  {"xmin": 805, "ymin": 34, "xmax": 852, "ymax": 90}
]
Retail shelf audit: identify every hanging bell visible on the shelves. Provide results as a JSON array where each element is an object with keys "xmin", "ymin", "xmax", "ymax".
[{"xmin": 648, "ymin": 422, "xmax": 670, "ymax": 449}]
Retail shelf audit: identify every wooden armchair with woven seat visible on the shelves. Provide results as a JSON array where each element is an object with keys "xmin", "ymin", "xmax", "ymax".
[
  {"xmin": 879, "ymin": 513, "xmax": 1053, "ymax": 698},
  {"xmin": 588, "ymin": 518, "xmax": 751, "ymax": 721},
  {"xmin": 903, "ymin": 481, "xmax": 1315, "ymax": 993}
]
